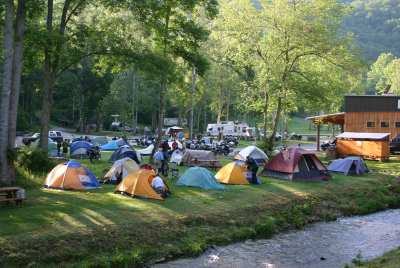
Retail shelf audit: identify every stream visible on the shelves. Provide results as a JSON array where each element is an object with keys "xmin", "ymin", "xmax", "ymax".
[{"xmin": 155, "ymin": 209, "xmax": 400, "ymax": 268}]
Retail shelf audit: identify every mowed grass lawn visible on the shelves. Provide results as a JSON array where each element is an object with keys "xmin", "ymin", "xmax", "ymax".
[{"xmin": 1, "ymin": 151, "xmax": 400, "ymax": 267}]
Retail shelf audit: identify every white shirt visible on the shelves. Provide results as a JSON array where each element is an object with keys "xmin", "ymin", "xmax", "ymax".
[{"xmin": 151, "ymin": 176, "xmax": 165, "ymax": 189}]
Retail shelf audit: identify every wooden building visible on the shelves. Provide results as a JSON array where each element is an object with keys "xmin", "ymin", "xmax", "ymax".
[
  {"xmin": 307, "ymin": 95, "xmax": 400, "ymax": 150},
  {"xmin": 344, "ymin": 95, "xmax": 400, "ymax": 139}
]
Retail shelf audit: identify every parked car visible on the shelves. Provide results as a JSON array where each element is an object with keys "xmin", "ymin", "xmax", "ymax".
[
  {"xmin": 49, "ymin": 131, "xmax": 63, "ymax": 143},
  {"xmin": 22, "ymin": 131, "xmax": 63, "ymax": 146},
  {"xmin": 390, "ymin": 135, "xmax": 400, "ymax": 154}
]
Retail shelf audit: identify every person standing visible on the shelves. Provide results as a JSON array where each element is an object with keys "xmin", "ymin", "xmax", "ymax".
[
  {"xmin": 56, "ymin": 141, "xmax": 62, "ymax": 157},
  {"xmin": 62, "ymin": 139, "xmax": 69, "ymax": 158},
  {"xmin": 246, "ymin": 156, "xmax": 259, "ymax": 184},
  {"xmin": 161, "ymin": 141, "xmax": 170, "ymax": 176},
  {"xmin": 154, "ymin": 148, "xmax": 164, "ymax": 174}
]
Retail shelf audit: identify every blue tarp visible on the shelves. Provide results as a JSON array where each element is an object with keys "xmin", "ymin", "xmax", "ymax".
[
  {"xmin": 100, "ymin": 140, "xmax": 119, "ymax": 151},
  {"xmin": 327, "ymin": 157, "xmax": 369, "ymax": 176},
  {"xmin": 177, "ymin": 167, "xmax": 225, "ymax": 190}
]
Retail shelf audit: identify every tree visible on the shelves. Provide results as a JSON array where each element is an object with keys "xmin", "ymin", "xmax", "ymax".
[
  {"xmin": 368, "ymin": 53, "xmax": 400, "ymax": 94},
  {"xmin": 0, "ymin": 0, "xmax": 27, "ymax": 185},
  {"xmin": 124, "ymin": 0, "xmax": 218, "ymax": 152}
]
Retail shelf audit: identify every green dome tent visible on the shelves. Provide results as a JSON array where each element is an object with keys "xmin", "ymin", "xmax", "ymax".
[{"xmin": 177, "ymin": 167, "xmax": 225, "ymax": 190}]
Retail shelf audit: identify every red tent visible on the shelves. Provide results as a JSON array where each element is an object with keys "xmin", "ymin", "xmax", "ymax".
[{"xmin": 260, "ymin": 148, "xmax": 330, "ymax": 181}]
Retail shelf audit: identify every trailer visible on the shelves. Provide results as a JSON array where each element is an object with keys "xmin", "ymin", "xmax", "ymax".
[{"xmin": 206, "ymin": 121, "xmax": 252, "ymax": 137}]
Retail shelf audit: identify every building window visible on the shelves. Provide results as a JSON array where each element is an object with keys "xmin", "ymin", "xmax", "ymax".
[
  {"xmin": 381, "ymin": 121, "xmax": 390, "ymax": 128},
  {"xmin": 366, "ymin": 121, "xmax": 375, "ymax": 128},
  {"xmin": 396, "ymin": 122, "xmax": 400, "ymax": 128}
]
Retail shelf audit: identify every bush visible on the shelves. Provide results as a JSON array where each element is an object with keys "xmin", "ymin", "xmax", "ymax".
[{"xmin": 18, "ymin": 148, "xmax": 55, "ymax": 174}]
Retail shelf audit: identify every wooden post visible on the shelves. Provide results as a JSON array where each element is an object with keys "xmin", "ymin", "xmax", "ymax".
[{"xmin": 317, "ymin": 123, "xmax": 321, "ymax": 151}]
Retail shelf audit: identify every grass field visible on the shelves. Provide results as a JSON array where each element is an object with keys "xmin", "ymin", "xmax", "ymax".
[
  {"xmin": 1, "ymin": 151, "xmax": 400, "ymax": 267},
  {"xmin": 352, "ymin": 247, "xmax": 400, "ymax": 268}
]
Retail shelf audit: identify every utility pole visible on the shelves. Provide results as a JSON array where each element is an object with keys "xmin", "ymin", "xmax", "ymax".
[{"xmin": 190, "ymin": 67, "xmax": 197, "ymax": 139}]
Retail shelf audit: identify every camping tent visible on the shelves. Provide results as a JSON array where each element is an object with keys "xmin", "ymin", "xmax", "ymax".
[
  {"xmin": 181, "ymin": 150, "xmax": 221, "ymax": 168},
  {"xmin": 100, "ymin": 140, "xmax": 119, "ymax": 151},
  {"xmin": 235, "ymin": 146, "xmax": 268, "ymax": 165},
  {"xmin": 48, "ymin": 140, "xmax": 58, "ymax": 157},
  {"xmin": 216, "ymin": 161, "xmax": 249, "ymax": 185},
  {"xmin": 170, "ymin": 149, "xmax": 184, "ymax": 165},
  {"xmin": 261, "ymin": 147, "xmax": 330, "ymax": 181},
  {"xmin": 70, "ymin": 141, "xmax": 94, "ymax": 159},
  {"xmin": 92, "ymin": 136, "xmax": 108, "ymax": 146},
  {"xmin": 177, "ymin": 167, "xmax": 225, "ymax": 190},
  {"xmin": 109, "ymin": 145, "xmax": 140, "ymax": 164},
  {"xmin": 137, "ymin": 144, "xmax": 154, "ymax": 156},
  {"xmin": 103, "ymin": 158, "xmax": 140, "ymax": 184},
  {"xmin": 44, "ymin": 161, "xmax": 99, "ymax": 190},
  {"xmin": 116, "ymin": 138, "xmax": 129, "ymax": 147},
  {"xmin": 327, "ymin": 156, "xmax": 369, "ymax": 176},
  {"xmin": 115, "ymin": 169, "xmax": 163, "ymax": 200}
]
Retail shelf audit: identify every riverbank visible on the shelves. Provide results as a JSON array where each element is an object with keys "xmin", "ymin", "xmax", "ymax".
[
  {"xmin": 1, "ymin": 156, "xmax": 400, "ymax": 267},
  {"xmin": 353, "ymin": 247, "xmax": 400, "ymax": 268}
]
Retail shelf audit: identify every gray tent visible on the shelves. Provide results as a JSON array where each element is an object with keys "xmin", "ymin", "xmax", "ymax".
[
  {"xmin": 181, "ymin": 150, "xmax": 221, "ymax": 168},
  {"xmin": 327, "ymin": 157, "xmax": 369, "ymax": 176}
]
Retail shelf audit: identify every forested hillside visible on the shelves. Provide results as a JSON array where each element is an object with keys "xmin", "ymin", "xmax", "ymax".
[{"xmin": 343, "ymin": 0, "xmax": 400, "ymax": 63}]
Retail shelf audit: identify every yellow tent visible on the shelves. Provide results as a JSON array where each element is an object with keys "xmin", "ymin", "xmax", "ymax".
[
  {"xmin": 115, "ymin": 169, "xmax": 163, "ymax": 200},
  {"xmin": 215, "ymin": 162, "xmax": 249, "ymax": 185}
]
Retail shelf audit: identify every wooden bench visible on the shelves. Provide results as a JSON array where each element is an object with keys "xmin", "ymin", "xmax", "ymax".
[{"xmin": 0, "ymin": 187, "xmax": 25, "ymax": 206}]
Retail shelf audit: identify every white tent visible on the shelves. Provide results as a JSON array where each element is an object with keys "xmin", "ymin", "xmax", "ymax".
[
  {"xmin": 137, "ymin": 144, "xmax": 154, "ymax": 156},
  {"xmin": 170, "ymin": 149, "xmax": 184, "ymax": 165},
  {"xmin": 103, "ymin": 158, "xmax": 140, "ymax": 183},
  {"xmin": 235, "ymin": 146, "xmax": 268, "ymax": 165}
]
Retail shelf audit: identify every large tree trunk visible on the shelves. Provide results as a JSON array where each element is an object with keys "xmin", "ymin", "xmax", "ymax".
[
  {"xmin": 7, "ymin": 0, "xmax": 26, "ymax": 183},
  {"xmin": 40, "ymin": 0, "xmax": 54, "ymax": 150},
  {"xmin": 0, "ymin": 0, "xmax": 15, "ymax": 185},
  {"xmin": 8, "ymin": 0, "xmax": 26, "ymax": 148},
  {"xmin": 153, "ymin": 79, "xmax": 166, "ymax": 158},
  {"xmin": 268, "ymin": 96, "xmax": 283, "ymax": 148},
  {"xmin": 262, "ymin": 89, "xmax": 269, "ymax": 141}
]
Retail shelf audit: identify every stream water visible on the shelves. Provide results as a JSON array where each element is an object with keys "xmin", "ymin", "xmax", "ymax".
[{"xmin": 155, "ymin": 209, "xmax": 400, "ymax": 268}]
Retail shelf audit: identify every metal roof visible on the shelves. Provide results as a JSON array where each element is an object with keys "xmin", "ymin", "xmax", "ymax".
[
  {"xmin": 336, "ymin": 132, "xmax": 390, "ymax": 140},
  {"xmin": 305, "ymin": 112, "xmax": 345, "ymax": 125}
]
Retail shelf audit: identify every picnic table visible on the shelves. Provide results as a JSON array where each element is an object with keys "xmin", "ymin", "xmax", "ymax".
[{"xmin": 0, "ymin": 187, "xmax": 25, "ymax": 206}]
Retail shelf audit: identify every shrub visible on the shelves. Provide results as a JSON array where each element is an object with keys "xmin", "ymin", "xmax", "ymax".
[{"xmin": 18, "ymin": 148, "xmax": 55, "ymax": 174}]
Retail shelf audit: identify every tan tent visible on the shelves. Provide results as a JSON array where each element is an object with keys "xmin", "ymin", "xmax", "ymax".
[
  {"xmin": 181, "ymin": 149, "xmax": 221, "ymax": 168},
  {"xmin": 103, "ymin": 157, "xmax": 140, "ymax": 184},
  {"xmin": 115, "ymin": 169, "xmax": 163, "ymax": 200},
  {"xmin": 216, "ymin": 162, "xmax": 249, "ymax": 185}
]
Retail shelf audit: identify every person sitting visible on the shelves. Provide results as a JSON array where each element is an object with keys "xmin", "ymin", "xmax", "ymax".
[{"xmin": 151, "ymin": 174, "xmax": 170, "ymax": 198}]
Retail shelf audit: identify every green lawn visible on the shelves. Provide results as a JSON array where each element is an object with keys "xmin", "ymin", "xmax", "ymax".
[{"xmin": 1, "ymin": 153, "xmax": 400, "ymax": 267}]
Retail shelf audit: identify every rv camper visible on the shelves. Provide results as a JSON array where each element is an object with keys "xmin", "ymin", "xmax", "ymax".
[{"xmin": 206, "ymin": 121, "xmax": 252, "ymax": 137}]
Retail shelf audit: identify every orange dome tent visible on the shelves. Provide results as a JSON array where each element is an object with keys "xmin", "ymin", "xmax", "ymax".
[
  {"xmin": 216, "ymin": 162, "xmax": 249, "ymax": 185},
  {"xmin": 44, "ymin": 161, "xmax": 99, "ymax": 190},
  {"xmin": 115, "ymin": 169, "xmax": 163, "ymax": 200}
]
